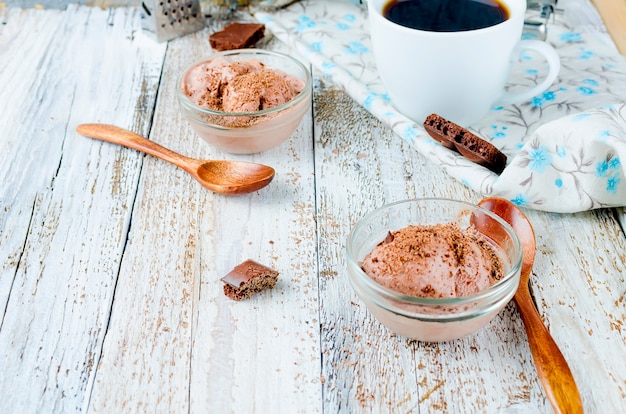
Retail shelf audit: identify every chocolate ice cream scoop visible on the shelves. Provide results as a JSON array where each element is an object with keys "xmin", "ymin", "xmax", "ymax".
[{"xmin": 360, "ymin": 222, "xmax": 504, "ymax": 298}]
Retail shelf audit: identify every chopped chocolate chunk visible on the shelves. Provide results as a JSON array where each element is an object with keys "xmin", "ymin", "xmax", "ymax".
[
  {"xmin": 384, "ymin": 231, "xmax": 395, "ymax": 244},
  {"xmin": 221, "ymin": 259, "xmax": 278, "ymax": 301},
  {"xmin": 209, "ymin": 23, "xmax": 265, "ymax": 51}
]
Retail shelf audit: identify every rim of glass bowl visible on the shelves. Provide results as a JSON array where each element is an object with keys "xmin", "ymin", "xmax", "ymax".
[
  {"xmin": 345, "ymin": 198, "xmax": 523, "ymax": 308},
  {"xmin": 176, "ymin": 49, "xmax": 313, "ymax": 120}
]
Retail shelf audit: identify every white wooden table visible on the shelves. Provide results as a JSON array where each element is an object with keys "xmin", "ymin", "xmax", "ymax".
[{"xmin": 1, "ymin": 1, "xmax": 625, "ymax": 412}]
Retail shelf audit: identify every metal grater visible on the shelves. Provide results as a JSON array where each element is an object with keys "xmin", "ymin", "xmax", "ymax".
[{"xmin": 141, "ymin": 0, "xmax": 205, "ymax": 43}]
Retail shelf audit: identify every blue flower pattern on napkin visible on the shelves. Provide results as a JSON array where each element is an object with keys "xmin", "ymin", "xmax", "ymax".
[{"xmin": 255, "ymin": 0, "xmax": 626, "ymax": 212}]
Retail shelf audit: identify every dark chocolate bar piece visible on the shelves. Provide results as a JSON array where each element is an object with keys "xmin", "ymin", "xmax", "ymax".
[
  {"xmin": 209, "ymin": 23, "xmax": 265, "ymax": 51},
  {"xmin": 423, "ymin": 113, "xmax": 507, "ymax": 174},
  {"xmin": 221, "ymin": 259, "xmax": 278, "ymax": 301}
]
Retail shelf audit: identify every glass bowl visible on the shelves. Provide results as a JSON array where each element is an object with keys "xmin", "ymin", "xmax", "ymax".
[
  {"xmin": 176, "ymin": 49, "xmax": 312, "ymax": 154},
  {"xmin": 346, "ymin": 198, "xmax": 523, "ymax": 342}
]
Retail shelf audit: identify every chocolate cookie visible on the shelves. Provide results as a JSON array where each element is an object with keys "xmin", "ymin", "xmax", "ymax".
[{"xmin": 423, "ymin": 114, "xmax": 507, "ymax": 174}]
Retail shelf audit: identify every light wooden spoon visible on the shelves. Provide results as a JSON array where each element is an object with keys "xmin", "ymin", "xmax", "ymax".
[
  {"xmin": 76, "ymin": 124, "xmax": 275, "ymax": 195},
  {"xmin": 476, "ymin": 197, "xmax": 583, "ymax": 414}
]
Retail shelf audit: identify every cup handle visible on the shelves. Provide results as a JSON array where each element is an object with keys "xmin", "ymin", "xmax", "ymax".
[{"xmin": 496, "ymin": 39, "xmax": 561, "ymax": 106}]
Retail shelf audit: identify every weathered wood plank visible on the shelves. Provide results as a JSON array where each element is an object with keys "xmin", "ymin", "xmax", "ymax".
[
  {"xmin": 591, "ymin": 0, "xmax": 626, "ymax": 56},
  {"xmin": 527, "ymin": 208, "xmax": 626, "ymax": 409},
  {"xmin": 86, "ymin": 30, "xmax": 323, "ymax": 412},
  {"xmin": 0, "ymin": 5, "xmax": 165, "ymax": 412},
  {"xmin": 312, "ymin": 83, "xmax": 539, "ymax": 413},
  {"xmin": 0, "ymin": 6, "xmax": 67, "ymax": 327}
]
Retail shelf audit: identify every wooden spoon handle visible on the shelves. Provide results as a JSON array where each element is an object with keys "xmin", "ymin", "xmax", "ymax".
[
  {"xmin": 76, "ymin": 124, "xmax": 198, "ymax": 172},
  {"xmin": 514, "ymin": 290, "xmax": 584, "ymax": 414}
]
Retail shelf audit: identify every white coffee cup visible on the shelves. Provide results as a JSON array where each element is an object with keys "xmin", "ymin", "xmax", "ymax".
[{"xmin": 368, "ymin": 0, "xmax": 561, "ymax": 126}]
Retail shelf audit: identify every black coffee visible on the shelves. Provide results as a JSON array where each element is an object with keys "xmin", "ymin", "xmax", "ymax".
[{"xmin": 383, "ymin": 0, "xmax": 510, "ymax": 32}]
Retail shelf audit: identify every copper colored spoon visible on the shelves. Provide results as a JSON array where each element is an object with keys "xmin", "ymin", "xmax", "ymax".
[
  {"xmin": 76, "ymin": 124, "xmax": 275, "ymax": 195},
  {"xmin": 475, "ymin": 197, "xmax": 583, "ymax": 414}
]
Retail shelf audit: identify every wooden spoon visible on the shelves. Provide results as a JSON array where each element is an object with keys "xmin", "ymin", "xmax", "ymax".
[
  {"xmin": 76, "ymin": 124, "xmax": 275, "ymax": 195},
  {"xmin": 475, "ymin": 197, "xmax": 583, "ymax": 414}
]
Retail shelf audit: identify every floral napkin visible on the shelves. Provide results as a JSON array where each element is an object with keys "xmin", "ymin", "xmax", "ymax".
[{"xmin": 253, "ymin": 0, "xmax": 626, "ymax": 212}]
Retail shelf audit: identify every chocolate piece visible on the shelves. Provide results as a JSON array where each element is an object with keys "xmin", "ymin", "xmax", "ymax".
[
  {"xmin": 423, "ymin": 113, "xmax": 507, "ymax": 174},
  {"xmin": 209, "ymin": 23, "xmax": 265, "ymax": 51},
  {"xmin": 221, "ymin": 259, "xmax": 278, "ymax": 301}
]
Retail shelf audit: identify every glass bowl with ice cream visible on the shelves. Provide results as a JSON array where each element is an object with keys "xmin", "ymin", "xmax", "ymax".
[
  {"xmin": 346, "ymin": 198, "xmax": 523, "ymax": 342},
  {"xmin": 176, "ymin": 49, "xmax": 312, "ymax": 154}
]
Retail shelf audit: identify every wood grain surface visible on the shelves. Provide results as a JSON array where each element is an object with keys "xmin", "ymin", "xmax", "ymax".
[
  {"xmin": 591, "ymin": 0, "xmax": 626, "ymax": 55},
  {"xmin": 1, "ymin": 2, "xmax": 625, "ymax": 413}
]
